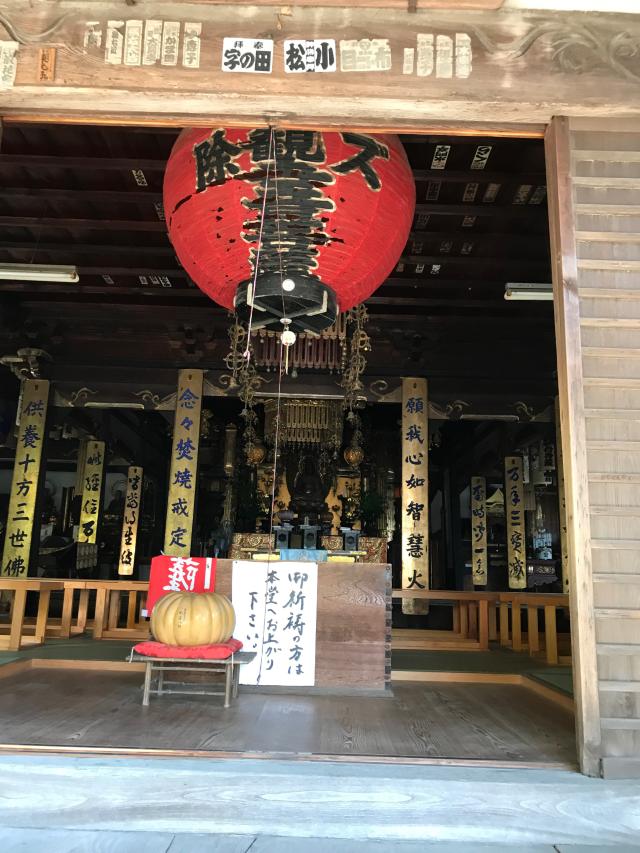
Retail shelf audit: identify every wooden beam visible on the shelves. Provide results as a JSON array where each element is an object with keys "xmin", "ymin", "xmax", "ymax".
[
  {"xmin": 412, "ymin": 170, "xmax": 545, "ymax": 184},
  {"xmin": 0, "ymin": 216, "xmax": 165, "ymax": 232},
  {"xmin": 0, "ymin": 187, "xmax": 163, "ymax": 202},
  {"xmin": 0, "ymin": 5, "xmax": 638, "ymax": 129}
]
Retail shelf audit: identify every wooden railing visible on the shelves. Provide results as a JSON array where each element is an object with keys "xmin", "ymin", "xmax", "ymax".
[
  {"xmin": 392, "ymin": 589, "xmax": 500, "ymax": 651},
  {"xmin": 498, "ymin": 592, "xmax": 570, "ymax": 664},
  {"xmin": 0, "ymin": 578, "xmax": 65, "ymax": 651}
]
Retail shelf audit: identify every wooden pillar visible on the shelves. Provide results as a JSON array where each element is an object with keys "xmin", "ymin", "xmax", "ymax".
[
  {"xmin": 546, "ymin": 116, "xmax": 602, "ymax": 777},
  {"xmin": 401, "ymin": 377, "xmax": 429, "ymax": 615},
  {"xmin": 1, "ymin": 379, "xmax": 50, "ymax": 577},
  {"xmin": 117, "ymin": 466, "xmax": 143, "ymax": 576},
  {"xmin": 163, "ymin": 369, "xmax": 203, "ymax": 556}
]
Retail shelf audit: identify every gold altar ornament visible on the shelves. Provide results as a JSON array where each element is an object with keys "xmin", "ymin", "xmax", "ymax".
[
  {"xmin": 401, "ymin": 377, "xmax": 429, "ymax": 615},
  {"xmin": 77, "ymin": 440, "xmax": 105, "ymax": 545},
  {"xmin": 1, "ymin": 379, "xmax": 50, "ymax": 577},
  {"xmin": 470, "ymin": 476, "xmax": 488, "ymax": 586},
  {"xmin": 505, "ymin": 455, "xmax": 527, "ymax": 590},
  {"xmin": 118, "ymin": 466, "xmax": 143, "ymax": 577},
  {"xmin": 164, "ymin": 369, "xmax": 203, "ymax": 556},
  {"xmin": 264, "ymin": 398, "xmax": 343, "ymax": 448}
]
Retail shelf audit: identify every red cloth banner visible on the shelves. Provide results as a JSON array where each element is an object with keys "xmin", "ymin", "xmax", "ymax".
[{"xmin": 143, "ymin": 555, "xmax": 217, "ymax": 616}]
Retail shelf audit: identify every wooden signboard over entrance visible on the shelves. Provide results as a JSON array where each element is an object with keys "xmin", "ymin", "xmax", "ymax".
[{"xmin": 2, "ymin": 5, "xmax": 640, "ymax": 127}]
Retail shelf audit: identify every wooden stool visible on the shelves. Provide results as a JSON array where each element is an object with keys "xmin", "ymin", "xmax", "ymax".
[{"xmin": 129, "ymin": 651, "xmax": 257, "ymax": 708}]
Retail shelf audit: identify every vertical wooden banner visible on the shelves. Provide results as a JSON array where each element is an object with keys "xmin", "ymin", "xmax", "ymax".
[
  {"xmin": 470, "ymin": 476, "xmax": 488, "ymax": 586},
  {"xmin": 163, "ymin": 369, "xmax": 203, "ymax": 556},
  {"xmin": 555, "ymin": 396, "xmax": 569, "ymax": 594},
  {"xmin": 505, "ymin": 456, "xmax": 526, "ymax": 590},
  {"xmin": 401, "ymin": 377, "xmax": 429, "ymax": 615},
  {"xmin": 1, "ymin": 379, "xmax": 50, "ymax": 577},
  {"xmin": 118, "ymin": 466, "xmax": 143, "ymax": 576},
  {"xmin": 77, "ymin": 440, "xmax": 105, "ymax": 543}
]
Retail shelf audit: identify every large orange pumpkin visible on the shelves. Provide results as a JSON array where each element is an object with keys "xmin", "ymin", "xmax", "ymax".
[{"xmin": 151, "ymin": 591, "xmax": 236, "ymax": 646}]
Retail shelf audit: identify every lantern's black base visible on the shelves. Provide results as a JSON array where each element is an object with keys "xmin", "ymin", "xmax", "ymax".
[{"xmin": 234, "ymin": 273, "xmax": 338, "ymax": 335}]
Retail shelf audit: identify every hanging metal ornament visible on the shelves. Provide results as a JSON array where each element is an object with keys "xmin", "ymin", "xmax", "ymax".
[
  {"xmin": 237, "ymin": 345, "xmax": 264, "ymax": 465},
  {"xmin": 341, "ymin": 304, "xmax": 371, "ymax": 415},
  {"xmin": 343, "ymin": 411, "xmax": 365, "ymax": 468},
  {"xmin": 224, "ymin": 318, "xmax": 247, "ymax": 387}
]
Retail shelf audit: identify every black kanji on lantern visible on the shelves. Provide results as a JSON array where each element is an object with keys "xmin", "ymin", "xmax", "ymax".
[
  {"xmin": 330, "ymin": 132, "xmax": 389, "ymax": 190},
  {"xmin": 194, "ymin": 130, "xmax": 242, "ymax": 191}
]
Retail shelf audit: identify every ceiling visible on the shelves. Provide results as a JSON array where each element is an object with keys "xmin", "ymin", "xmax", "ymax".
[{"xmin": 0, "ymin": 122, "xmax": 556, "ymax": 406}]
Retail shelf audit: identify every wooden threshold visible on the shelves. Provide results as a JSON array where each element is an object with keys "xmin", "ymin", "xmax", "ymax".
[{"xmin": 0, "ymin": 742, "xmax": 575, "ymax": 771}]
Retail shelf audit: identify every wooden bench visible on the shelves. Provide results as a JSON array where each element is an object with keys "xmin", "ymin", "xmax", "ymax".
[
  {"xmin": 498, "ymin": 592, "xmax": 570, "ymax": 664},
  {"xmin": 392, "ymin": 589, "xmax": 500, "ymax": 651},
  {"xmin": 129, "ymin": 650, "xmax": 257, "ymax": 708},
  {"xmin": 0, "ymin": 579, "xmax": 65, "ymax": 650}
]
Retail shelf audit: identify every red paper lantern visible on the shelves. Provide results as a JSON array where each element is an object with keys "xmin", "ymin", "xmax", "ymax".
[{"xmin": 164, "ymin": 128, "xmax": 415, "ymax": 334}]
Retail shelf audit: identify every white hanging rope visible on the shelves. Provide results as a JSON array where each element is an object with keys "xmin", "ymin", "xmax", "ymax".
[{"xmin": 243, "ymin": 127, "xmax": 274, "ymax": 360}]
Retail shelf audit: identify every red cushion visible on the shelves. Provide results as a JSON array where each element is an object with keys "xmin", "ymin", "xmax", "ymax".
[{"xmin": 133, "ymin": 638, "xmax": 243, "ymax": 659}]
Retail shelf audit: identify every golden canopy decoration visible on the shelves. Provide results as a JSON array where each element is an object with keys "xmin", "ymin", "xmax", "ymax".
[{"xmin": 264, "ymin": 398, "xmax": 343, "ymax": 449}]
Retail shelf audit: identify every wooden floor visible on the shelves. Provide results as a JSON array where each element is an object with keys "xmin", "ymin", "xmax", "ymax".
[{"xmin": 0, "ymin": 667, "xmax": 576, "ymax": 765}]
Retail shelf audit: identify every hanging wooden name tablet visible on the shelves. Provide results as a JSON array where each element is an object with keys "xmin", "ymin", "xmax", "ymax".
[
  {"xmin": 1, "ymin": 379, "xmax": 50, "ymax": 577},
  {"xmin": 470, "ymin": 476, "xmax": 488, "ymax": 586},
  {"xmin": 505, "ymin": 456, "xmax": 526, "ymax": 590},
  {"xmin": 401, "ymin": 377, "xmax": 429, "ymax": 614}
]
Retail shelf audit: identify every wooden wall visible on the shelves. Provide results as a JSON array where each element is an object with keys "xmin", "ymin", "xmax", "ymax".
[{"xmin": 547, "ymin": 117, "xmax": 640, "ymax": 779}]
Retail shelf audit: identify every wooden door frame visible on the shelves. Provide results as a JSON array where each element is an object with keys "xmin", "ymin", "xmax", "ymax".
[
  {"xmin": 1, "ymin": 109, "xmax": 598, "ymax": 774},
  {"xmin": 545, "ymin": 116, "xmax": 601, "ymax": 777}
]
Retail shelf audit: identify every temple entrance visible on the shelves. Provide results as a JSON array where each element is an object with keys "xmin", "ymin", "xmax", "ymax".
[{"xmin": 0, "ymin": 121, "xmax": 576, "ymax": 768}]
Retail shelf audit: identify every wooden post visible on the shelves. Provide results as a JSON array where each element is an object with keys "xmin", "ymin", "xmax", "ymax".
[
  {"xmin": 527, "ymin": 605, "xmax": 540, "ymax": 655},
  {"xmin": 164, "ymin": 369, "xmax": 204, "ymax": 557},
  {"xmin": 546, "ymin": 116, "xmax": 601, "ymax": 776}
]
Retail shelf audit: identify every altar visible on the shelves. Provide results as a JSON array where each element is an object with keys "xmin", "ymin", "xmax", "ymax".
[{"xmin": 229, "ymin": 534, "xmax": 387, "ymax": 565}]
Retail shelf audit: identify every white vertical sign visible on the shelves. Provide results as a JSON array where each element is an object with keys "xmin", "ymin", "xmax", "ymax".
[{"xmin": 232, "ymin": 560, "xmax": 318, "ymax": 687}]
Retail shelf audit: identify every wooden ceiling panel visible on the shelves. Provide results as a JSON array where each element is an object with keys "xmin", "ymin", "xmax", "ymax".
[{"xmin": 0, "ymin": 123, "xmax": 555, "ymax": 388}]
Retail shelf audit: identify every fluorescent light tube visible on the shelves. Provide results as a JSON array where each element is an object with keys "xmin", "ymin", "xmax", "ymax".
[
  {"xmin": 0, "ymin": 263, "xmax": 79, "ymax": 283},
  {"xmin": 504, "ymin": 282, "xmax": 553, "ymax": 301}
]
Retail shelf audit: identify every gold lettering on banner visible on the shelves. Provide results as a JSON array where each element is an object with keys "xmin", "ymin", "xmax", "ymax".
[
  {"xmin": 401, "ymin": 377, "xmax": 429, "ymax": 615},
  {"xmin": 505, "ymin": 455, "xmax": 526, "ymax": 590},
  {"xmin": 163, "ymin": 369, "xmax": 203, "ymax": 556},
  {"xmin": 555, "ymin": 396, "xmax": 569, "ymax": 594},
  {"xmin": 1, "ymin": 379, "xmax": 49, "ymax": 577},
  {"xmin": 78, "ymin": 440, "xmax": 105, "ymax": 544},
  {"xmin": 470, "ymin": 475, "xmax": 487, "ymax": 586},
  {"xmin": 118, "ymin": 466, "xmax": 143, "ymax": 576}
]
